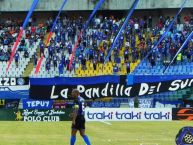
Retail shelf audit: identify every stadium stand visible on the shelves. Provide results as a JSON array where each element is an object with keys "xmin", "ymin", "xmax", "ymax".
[
  {"xmin": 0, "ymin": 11, "xmax": 193, "ymax": 108},
  {"xmin": 0, "ymin": 19, "xmax": 45, "ymax": 77},
  {"xmin": 25, "ymin": 14, "xmax": 193, "ymax": 77}
]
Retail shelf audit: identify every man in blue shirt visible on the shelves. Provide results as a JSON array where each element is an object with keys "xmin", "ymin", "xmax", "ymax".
[
  {"xmin": 53, "ymin": 54, "xmax": 58, "ymax": 70},
  {"xmin": 70, "ymin": 89, "xmax": 91, "ymax": 145},
  {"xmin": 68, "ymin": 42, "xmax": 72, "ymax": 54},
  {"xmin": 46, "ymin": 59, "xmax": 51, "ymax": 73},
  {"xmin": 126, "ymin": 61, "xmax": 130, "ymax": 74},
  {"xmin": 113, "ymin": 64, "xmax": 119, "ymax": 75},
  {"xmin": 48, "ymin": 44, "xmax": 54, "ymax": 58},
  {"xmin": 39, "ymin": 40, "xmax": 45, "ymax": 57},
  {"xmin": 58, "ymin": 61, "xmax": 64, "ymax": 76},
  {"xmin": 15, "ymin": 51, "xmax": 19, "ymax": 68},
  {"xmin": 124, "ymin": 49, "xmax": 129, "ymax": 62},
  {"xmin": 99, "ymin": 51, "xmax": 104, "ymax": 63},
  {"xmin": 89, "ymin": 48, "xmax": 94, "ymax": 60}
]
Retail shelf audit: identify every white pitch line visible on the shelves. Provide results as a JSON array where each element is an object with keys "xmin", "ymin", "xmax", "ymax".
[
  {"xmin": 100, "ymin": 121, "xmax": 112, "ymax": 125},
  {"xmin": 140, "ymin": 143, "xmax": 158, "ymax": 145}
]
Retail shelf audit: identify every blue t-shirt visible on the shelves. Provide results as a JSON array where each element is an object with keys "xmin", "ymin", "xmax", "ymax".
[
  {"xmin": 15, "ymin": 53, "xmax": 19, "ymax": 60},
  {"xmin": 53, "ymin": 56, "xmax": 57, "ymax": 62},
  {"xmin": 126, "ymin": 63, "xmax": 130, "ymax": 68},
  {"xmin": 46, "ymin": 62, "xmax": 50, "ymax": 70},
  {"xmin": 94, "ymin": 53, "xmax": 98, "ymax": 59},
  {"xmin": 40, "ymin": 43, "xmax": 44, "ymax": 49},
  {"xmin": 100, "ymin": 52, "xmax": 104, "ymax": 58},
  {"xmin": 74, "ymin": 96, "xmax": 85, "ymax": 116},
  {"xmin": 58, "ymin": 63, "xmax": 63, "ymax": 74},
  {"xmin": 112, "ymin": 24, "xmax": 118, "ymax": 32},
  {"xmin": 78, "ymin": 54, "xmax": 83, "ymax": 61},
  {"xmin": 80, "ymin": 45, "xmax": 84, "ymax": 52},
  {"xmin": 4, "ymin": 39, "xmax": 9, "ymax": 45},
  {"xmin": 113, "ymin": 66, "xmax": 119, "ymax": 73},
  {"xmin": 68, "ymin": 44, "xmax": 72, "ymax": 51},
  {"xmin": 124, "ymin": 50, "xmax": 129, "ymax": 55},
  {"xmin": 89, "ymin": 49, "xmax": 94, "ymax": 56},
  {"xmin": 102, "ymin": 34, "xmax": 107, "ymax": 40}
]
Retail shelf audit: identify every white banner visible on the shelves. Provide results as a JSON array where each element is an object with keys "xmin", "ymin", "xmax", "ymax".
[
  {"xmin": 85, "ymin": 108, "xmax": 172, "ymax": 121},
  {"xmin": 128, "ymin": 98, "xmax": 154, "ymax": 108}
]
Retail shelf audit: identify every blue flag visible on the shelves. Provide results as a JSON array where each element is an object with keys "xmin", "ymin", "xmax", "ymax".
[
  {"xmin": 22, "ymin": 0, "xmax": 39, "ymax": 29},
  {"xmin": 51, "ymin": 0, "xmax": 68, "ymax": 32}
]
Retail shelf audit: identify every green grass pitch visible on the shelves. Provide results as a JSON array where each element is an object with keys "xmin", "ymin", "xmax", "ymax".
[{"xmin": 0, "ymin": 121, "xmax": 192, "ymax": 145}]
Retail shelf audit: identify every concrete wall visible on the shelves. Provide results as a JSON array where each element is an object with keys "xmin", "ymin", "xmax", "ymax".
[
  {"xmin": 0, "ymin": 0, "xmax": 192, "ymax": 11},
  {"xmin": 0, "ymin": 9, "xmax": 192, "ymax": 26}
]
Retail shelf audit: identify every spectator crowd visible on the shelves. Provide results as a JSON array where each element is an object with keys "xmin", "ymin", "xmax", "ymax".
[{"xmin": 0, "ymin": 13, "xmax": 193, "ymax": 76}]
